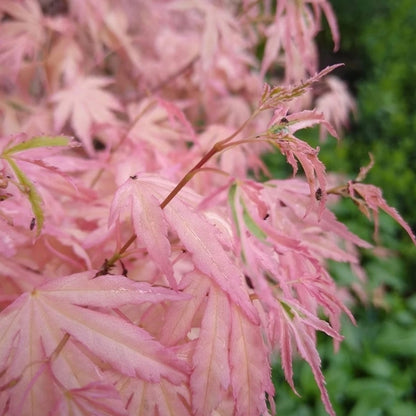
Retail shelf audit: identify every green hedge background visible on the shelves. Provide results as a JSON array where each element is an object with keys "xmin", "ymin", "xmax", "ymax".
[{"xmin": 269, "ymin": 1, "xmax": 416, "ymax": 414}]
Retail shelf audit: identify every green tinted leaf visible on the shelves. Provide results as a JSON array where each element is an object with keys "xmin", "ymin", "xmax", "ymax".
[
  {"xmin": 228, "ymin": 183, "xmax": 240, "ymax": 237},
  {"xmin": 242, "ymin": 201, "xmax": 267, "ymax": 240},
  {"xmin": 5, "ymin": 157, "xmax": 44, "ymax": 234},
  {"xmin": 3, "ymin": 135, "xmax": 70, "ymax": 155}
]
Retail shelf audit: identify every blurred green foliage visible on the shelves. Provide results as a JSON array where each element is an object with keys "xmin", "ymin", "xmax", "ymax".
[
  {"xmin": 318, "ymin": 0, "xmax": 416, "ymax": 280},
  {"xmin": 269, "ymin": 0, "xmax": 416, "ymax": 414}
]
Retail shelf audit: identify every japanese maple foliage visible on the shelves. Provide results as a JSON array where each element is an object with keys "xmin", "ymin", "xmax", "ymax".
[{"xmin": 0, "ymin": 1, "xmax": 414, "ymax": 416}]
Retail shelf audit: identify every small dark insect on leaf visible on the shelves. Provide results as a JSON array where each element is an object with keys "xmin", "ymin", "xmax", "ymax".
[
  {"xmin": 130, "ymin": 175, "xmax": 138, "ymax": 180},
  {"xmin": 281, "ymin": 117, "xmax": 289, "ymax": 124},
  {"xmin": 315, "ymin": 187, "xmax": 322, "ymax": 201},
  {"xmin": 244, "ymin": 275, "xmax": 254, "ymax": 289},
  {"xmin": 30, "ymin": 217, "xmax": 36, "ymax": 231}
]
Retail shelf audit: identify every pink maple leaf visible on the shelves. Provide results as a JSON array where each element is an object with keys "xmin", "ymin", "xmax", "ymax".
[
  {"xmin": 159, "ymin": 271, "xmax": 211, "ymax": 347},
  {"xmin": 0, "ymin": 271, "xmax": 189, "ymax": 415},
  {"xmin": 190, "ymin": 284, "xmax": 231, "ymax": 416},
  {"xmin": 51, "ymin": 76, "xmax": 122, "ymax": 155},
  {"xmin": 110, "ymin": 173, "xmax": 258, "ymax": 323},
  {"xmin": 0, "ymin": 0, "xmax": 44, "ymax": 79},
  {"xmin": 109, "ymin": 175, "xmax": 176, "ymax": 289},
  {"xmin": 229, "ymin": 303, "xmax": 274, "ymax": 416},
  {"xmin": 50, "ymin": 382, "xmax": 127, "ymax": 416},
  {"xmin": 114, "ymin": 376, "xmax": 192, "ymax": 416}
]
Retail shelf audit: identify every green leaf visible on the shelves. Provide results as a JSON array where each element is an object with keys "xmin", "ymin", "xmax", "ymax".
[
  {"xmin": 242, "ymin": 201, "xmax": 267, "ymax": 240},
  {"xmin": 3, "ymin": 135, "xmax": 70, "ymax": 155},
  {"xmin": 5, "ymin": 157, "xmax": 44, "ymax": 234},
  {"xmin": 228, "ymin": 183, "xmax": 240, "ymax": 237}
]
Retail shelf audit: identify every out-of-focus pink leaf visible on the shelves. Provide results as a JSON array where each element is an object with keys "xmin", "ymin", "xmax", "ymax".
[
  {"xmin": 51, "ymin": 76, "xmax": 122, "ymax": 155},
  {"xmin": 0, "ymin": 0, "xmax": 44, "ymax": 77},
  {"xmin": 260, "ymin": 0, "xmax": 339, "ymax": 80},
  {"xmin": 157, "ymin": 98, "xmax": 197, "ymax": 143},
  {"xmin": 315, "ymin": 76, "xmax": 356, "ymax": 140}
]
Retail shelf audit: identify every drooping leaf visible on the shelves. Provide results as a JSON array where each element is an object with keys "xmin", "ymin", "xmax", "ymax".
[
  {"xmin": 348, "ymin": 182, "xmax": 416, "ymax": 245},
  {"xmin": 273, "ymin": 297, "xmax": 339, "ymax": 416}
]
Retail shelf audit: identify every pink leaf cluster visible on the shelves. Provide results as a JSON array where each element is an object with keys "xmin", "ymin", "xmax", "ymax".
[{"xmin": 1, "ymin": 1, "xmax": 415, "ymax": 416}]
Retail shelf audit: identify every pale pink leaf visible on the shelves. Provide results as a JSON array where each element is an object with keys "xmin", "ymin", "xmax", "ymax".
[
  {"xmin": 109, "ymin": 177, "xmax": 176, "ymax": 288},
  {"xmin": 157, "ymin": 98, "xmax": 197, "ymax": 143},
  {"xmin": 290, "ymin": 316, "xmax": 335, "ymax": 416},
  {"xmin": 190, "ymin": 285, "xmax": 231, "ymax": 416},
  {"xmin": 0, "ymin": 274, "xmax": 189, "ymax": 415},
  {"xmin": 164, "ymin": 197, "xmax": 258, "ymax": 323},
  {"xmin": 39, "ymin": 271, "xmax": 187, "ymax": 307},
  {"xmin": 114, "ymin": 376, "xmax": 192, "ymax": 416},
  {"xmin": 160, "ymin": 271, "xmax": 211, "ymax": 346},
  {"xmin": 50, "ymin": 382, "xmax": 127, "ymax": 416},
  {"xmin": 229, "ymin": 304, "xmax": 274, "ymax": 416},
  {"xmin": 122, "ymin": 175, "xmax": 258, "ymax": 323},
  {"xmin": 276, "ymin": 299, "xmax": 337, "ymax": 416},
  {"xmin": 39, "ymin": 298, "xmax": 188, "ymax": 384},
  {"xmin": 313, "ymin": 0, "xmax": 340, "ymax": 51}
]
